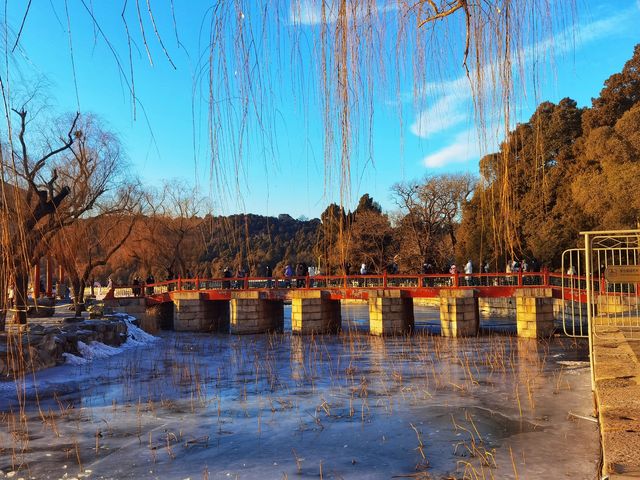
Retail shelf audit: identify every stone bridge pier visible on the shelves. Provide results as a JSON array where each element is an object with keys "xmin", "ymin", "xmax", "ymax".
[
  {"xmin": 291, "ymin": 291, "xmax": 341, "ymax": 334},
  {"xmin": 367, "ymin": 290, "xmax": 414, "ymax": 335},
  {"xmin": 230, "ymin": 292, "xmax": 284, "ymax": 334},
  {"xmin": 439, "ymin": 289, "xmax": 479, "ymax": 337},
  {"xmin": 515, "ymin": 288, "xmax": 554, "ymax": 338},
  {"xmin": 172, "ymin": 292, "xmax": 230, "ymax": 333}
]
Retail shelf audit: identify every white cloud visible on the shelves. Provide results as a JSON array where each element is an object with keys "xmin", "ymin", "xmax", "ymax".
[
  {"xmin": 412, "ymin": 5, "xmax": 636, "ymax": 169},
  {"xmin": 410, "ymin": 91, "xmax": 471, "ymax": 138},
  {"xmin": 290, "ymin": 0, "xmax": 335, "ymax": 25},
  {"xmin": 422, "ymin": 130, "xmax": 482, "ymax": 168},
  {"xmin": 416, "ymin": 6, "xmax": 632, "ymax": 97},
  {"xmin": 289, "ymin": 0, "xmax": 398, "ymax": 26}
]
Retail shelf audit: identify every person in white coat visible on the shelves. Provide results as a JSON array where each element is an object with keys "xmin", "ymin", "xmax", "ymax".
[{"xmin": 464, "ymin": 259, "xmax": 473, "ymax": 286}]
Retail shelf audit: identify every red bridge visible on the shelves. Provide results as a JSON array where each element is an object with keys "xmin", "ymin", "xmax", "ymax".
[
  {"xmin": 102, "ymin": 271, "xmax": 602, "ymax": 337},
  {"xmin": 107, "ymin": 270, "xmax": 591, "ymax": 305}
]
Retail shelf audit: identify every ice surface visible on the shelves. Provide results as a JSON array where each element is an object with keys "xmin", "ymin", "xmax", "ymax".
[{"xmin": 0, "ymin": 306, "xmax": 599, "ymax": 479}]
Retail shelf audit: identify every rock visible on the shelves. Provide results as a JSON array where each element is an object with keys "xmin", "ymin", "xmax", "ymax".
[
  {"xmin": 87, "ymin": 304, "xmax": 104, "ymax": 318},
  {"xmin": 27, "ymin": 305, "xmax": 55, "ymax": 317},
  {"xmin": 0, "ymin": 316, "xmax": 137, "ymax": 376},
  {"xmin": 27, "ymin": 333, "xmax": 45, "ymax": 348}
]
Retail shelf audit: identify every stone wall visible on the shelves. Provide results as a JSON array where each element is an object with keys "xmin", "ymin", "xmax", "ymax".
[
  {"xmin": 416, "ymin": 297, "xmax": 516, "ymax": 317},
  {"xmin": 411, "ymin": 294, "xmax": 577, "ymax": 321},
  {"xmin": 0, "ymin": 318, "xmax": 128, "ymax": 377},
  {"xmin": 103, "ymin": 297, "xmax": 177, "ymax": 333},
  {"xmin": 597, "ymin": 294, "xmax": 639, "ymax": 315},
  {"xmin": 144, "ymin": 302, "xmax": 174, "ymax": 332},
  {"xmin": 27, "ymin": 297, "xmax": 56, "ymax": 318}
]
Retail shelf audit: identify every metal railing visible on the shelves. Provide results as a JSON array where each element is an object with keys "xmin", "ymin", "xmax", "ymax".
[
  {"xmin": 587, "ymin": 231, "xmax": 640, "ymax": 340},
  {"xmin": 99, "ymin": 270, "xmax": 584, "ymax": 300}
]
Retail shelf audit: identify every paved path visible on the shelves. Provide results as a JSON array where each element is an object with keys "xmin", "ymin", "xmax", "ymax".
[{"xmin": 593, "ymin": 323, "xmax": 640, "ymax": 478}]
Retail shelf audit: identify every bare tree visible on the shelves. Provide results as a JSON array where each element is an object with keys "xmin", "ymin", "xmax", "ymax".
[
  {"xmin": 350, "ymin": 208, "xmax": 394, "ymax": 274},
  {"xmin": 131, "ymin": 180, "xmax": 206, "ymax": 279},
  {"xmin": 1, "ymin": 105, "xmax": 127, "ymax": 324},
  {"xmin": 51, "ymin": 182, "xmax": 142, "ymax": 316},
  {"xmin": 391, "ymin": 173, "xmax": 476, "ymax": 271}
]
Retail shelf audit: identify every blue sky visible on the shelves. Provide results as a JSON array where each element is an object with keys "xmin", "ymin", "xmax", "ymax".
[{"xmin": 7, "ymin": 0, "xmax": 640, "ymax": 218}]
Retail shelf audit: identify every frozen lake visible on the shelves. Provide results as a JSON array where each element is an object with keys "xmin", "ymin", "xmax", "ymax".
[{"xmin": 0, "ymin": 306, "xmax": 599, "ymax": 479}]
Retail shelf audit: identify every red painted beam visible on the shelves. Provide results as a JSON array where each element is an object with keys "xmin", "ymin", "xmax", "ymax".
[
  {"xmin": 46, "ymin": 256, "xmax": 53, "ymax": 297},
  {"xmin": 33, "ymin": 262, "xmax": 41, "ymax": 298},
  {"xmin": 119, "ymin": 274, "xmax": 596, "ymax": 306}
]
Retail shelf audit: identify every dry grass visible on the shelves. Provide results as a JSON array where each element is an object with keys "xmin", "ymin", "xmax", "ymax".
[{"xmin": 0, "ymin": 321, "xmax": 590, "ymax": 477}]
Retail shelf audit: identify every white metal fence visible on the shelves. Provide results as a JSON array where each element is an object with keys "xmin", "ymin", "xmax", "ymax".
[{"xmin": 586, "ymin": 231, "xmax": 640, "ymax": 339}]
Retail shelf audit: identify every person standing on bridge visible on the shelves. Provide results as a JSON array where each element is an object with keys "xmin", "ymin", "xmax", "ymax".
[
  {"xmin": 521, "ymin": 259, "xmax": 530, "ymax": 284},
  {"xmin": 265, "ymin": 264, "xmax": 272, "ymax": 288},
  {"xmin": 506, "ymin": 261, "xmax": 513, "ymax": 285},
  {"xmin": 145, "ymin": 273, "xmax": 154, "ymax": 295},
  {"xmin": 449, "ymin": 264, "xmax": 458, "ymax": 286},
  {"xmin": 223, "ymin": 267, "xmax": 232, "ymax": 289},
  {"xmin": 387, "ymin": 260, "xmax": 398, "ymax": 275},
  {"xmin": 8, "ymin": 280, "xmax": 14, "ymax": 308},
  {"xmin": 295, "ymin": 263, "xmax": 304, "ymax": 288},
  {"xmin": 481, "ymin": 261, "xmax": 490, "ymax": 286},
  {"xmin": 359, "ymin": 263, "xmax": 368, "ymax": 287},
  {"xmin": 464, "ymin": 259, "xmax": 473, "ymax": 286},
  {"xmin": 235, "ymin": 266, "xmax": 246, "ymax": 289},
  {"xmin": 284, "ymin": 264, "xmax": 293, "ymax": 288},
  {"xmin": 132, "ymin": 276, "xmax": 141, "ymax": 297}
]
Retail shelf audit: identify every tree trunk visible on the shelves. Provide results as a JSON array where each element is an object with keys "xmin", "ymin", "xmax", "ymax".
[
  {"xmin": 76, "ymin": 279, "xmax": 86, "ymax": 317},
  {"xmin": 71, "ymin": 277, "xmax": 84, "ymax": 317},
  {"xmin": 13, "ymin": 272, "xmax": 29, "ymax": 325}
]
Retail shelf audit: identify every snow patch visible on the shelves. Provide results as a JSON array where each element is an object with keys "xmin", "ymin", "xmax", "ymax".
[
  {"xmin": 557, "ymin": 361, "xmax": 589, "ymax": 368},
  {"xmin": 77, "ymin": 341, "xmax": 122, "ymax": 360},
  {"xmin": 63, "ymin": 352, "xmax": 88, "ymax": 365},
  {"xmin": 72, "ymin": 315, "xmax": 158, "ymax": 363},
  {"xmin": 122, "ymin": 315, "xmax": 158, "ymax": 345}
]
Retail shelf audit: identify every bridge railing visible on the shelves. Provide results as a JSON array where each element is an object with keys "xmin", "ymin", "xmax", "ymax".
[
  {"xmin": 548, "ymin": 272, "xmax": 592, "ymax": 292},
  {"xmin": 103, "ymin": 270, "xmax": 596, "ymax": 300}
]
